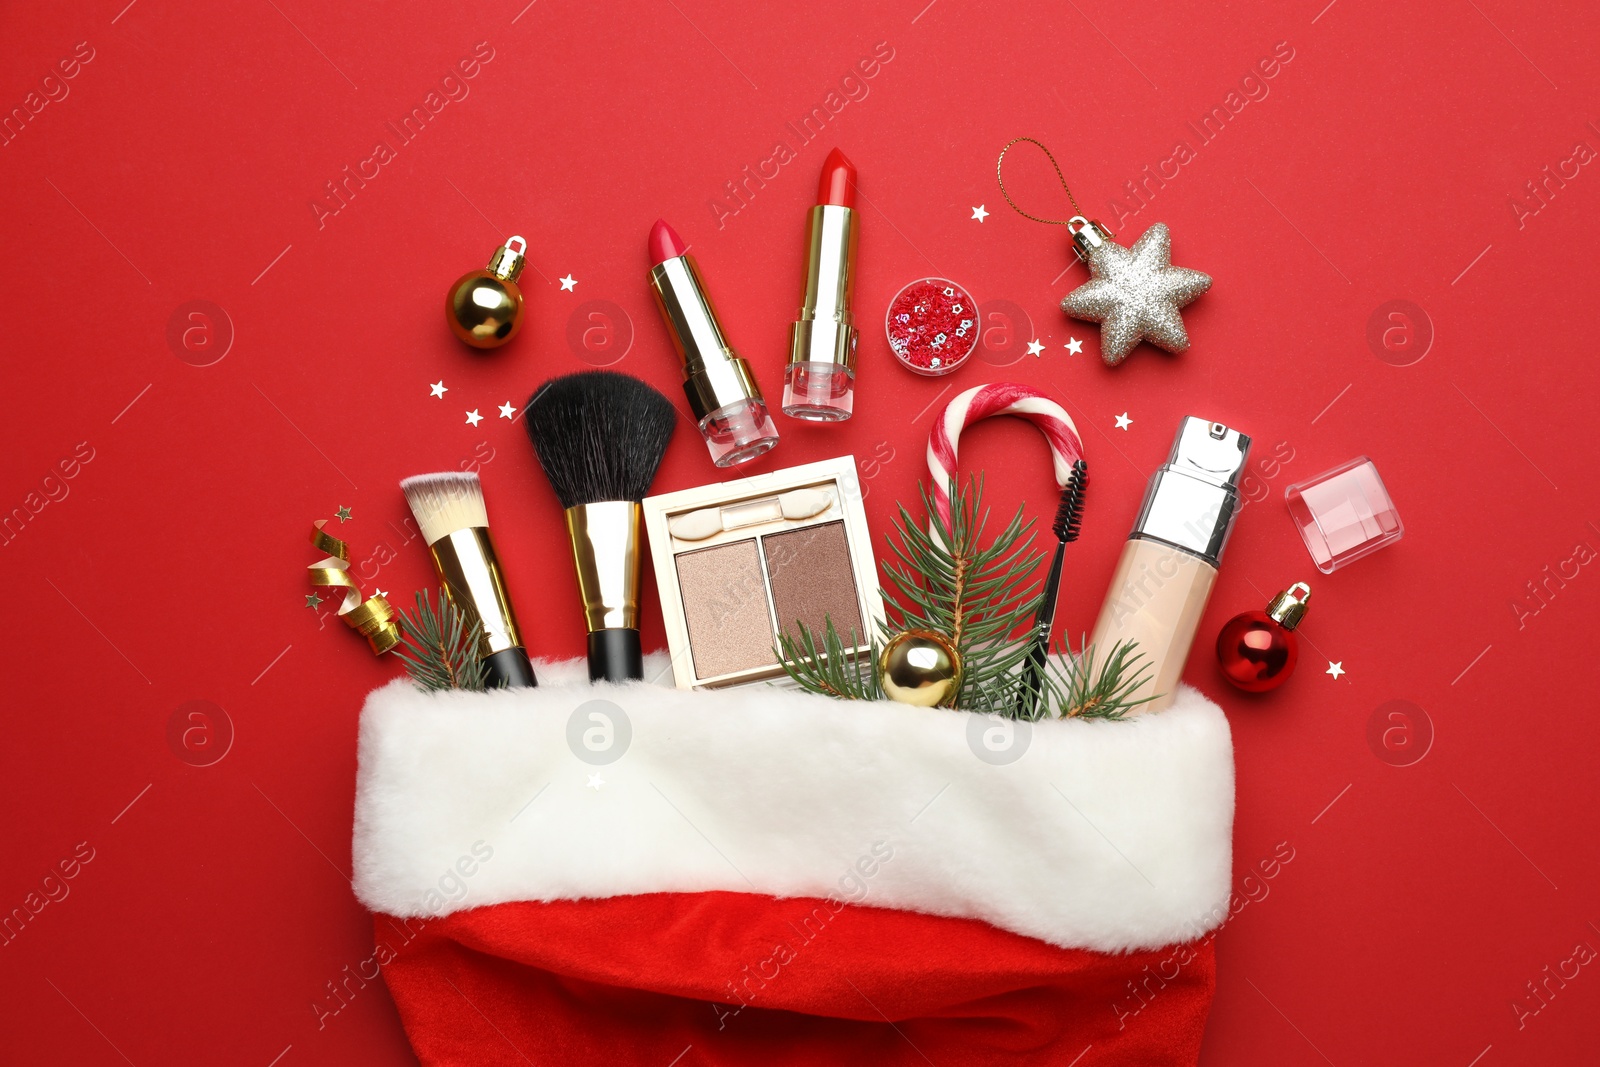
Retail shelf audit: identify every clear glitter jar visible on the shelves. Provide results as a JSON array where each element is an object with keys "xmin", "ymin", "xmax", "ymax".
[{"xmin": 885, "ymin": 277, "xmax": 979, "ymax": 377}]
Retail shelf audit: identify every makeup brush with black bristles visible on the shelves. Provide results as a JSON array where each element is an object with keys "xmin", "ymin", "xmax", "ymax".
[
  {"xmin": 525, "ymin": 371, "xmax": 677, "ymax": 683},
  {"xmin": 1017, "ymin": 459, "xmax": 1088, "ymax": 717}
]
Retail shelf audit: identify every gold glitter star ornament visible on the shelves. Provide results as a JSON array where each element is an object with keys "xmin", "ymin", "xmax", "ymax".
[{"xmin": 1060, "ymin": 219, "xmax": 1211, "ymax": 366}]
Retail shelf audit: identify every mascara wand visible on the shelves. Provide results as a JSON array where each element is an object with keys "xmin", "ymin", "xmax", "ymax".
[{"xmin": 1017, "ymin": 459, "xmax": 1087, "ymax": 718}]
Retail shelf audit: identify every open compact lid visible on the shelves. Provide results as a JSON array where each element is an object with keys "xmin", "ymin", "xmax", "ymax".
[{"xmin": 353, "ymin": 655, "xmax": 1235, "ymax": 954}]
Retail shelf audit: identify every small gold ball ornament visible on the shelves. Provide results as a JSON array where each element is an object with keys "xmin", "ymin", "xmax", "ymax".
[
  {"xmin": 879, "ymin": 629, "xmax": 962, "ymax": 707},
  {"xmin": 446, "ymin": 236, "xmax": 528, "ymax": 348}
]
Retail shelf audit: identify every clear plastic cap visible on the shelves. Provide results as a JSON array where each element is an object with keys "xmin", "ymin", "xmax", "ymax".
[{"xmin": 1283, "ymin": 456, "xmax": 1403, "ymax": 573}]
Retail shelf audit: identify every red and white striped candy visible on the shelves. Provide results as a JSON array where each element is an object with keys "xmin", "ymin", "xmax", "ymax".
[{"xmin": 926, "ymin": 383, "xmax": 1084, "ymax": 531}]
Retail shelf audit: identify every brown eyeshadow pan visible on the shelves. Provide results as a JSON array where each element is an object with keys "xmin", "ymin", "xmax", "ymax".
[
  {"xmin": 674, "ymin": 538, "xmax": 779, "ymax": 679},
  {"xmin": 763, "ymin": 521, "xmax": 865, "ymax": 645}
]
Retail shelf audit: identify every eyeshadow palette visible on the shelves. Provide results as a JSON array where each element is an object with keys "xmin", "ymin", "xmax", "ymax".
[{"xmin": 642, "ymin": 456, "xmax": 884, "ymax": 690}]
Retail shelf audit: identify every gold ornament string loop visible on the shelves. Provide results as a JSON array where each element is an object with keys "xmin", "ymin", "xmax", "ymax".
[
  {"xmin": 308, "ymin": 520, "xmax": 401, "ymax": 654},
  {"xmin": 996, "ymin": 137, "xmax": 1086, "ymax": 226}
]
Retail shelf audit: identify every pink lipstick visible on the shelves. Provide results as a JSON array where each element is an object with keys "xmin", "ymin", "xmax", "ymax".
[
  {"xmin": 783, "ymin": 148, "xmax": 860, "ymax": 422},
  {"xmin": 648, "ymin": 218, "xmax": 688, "ymax": 265},
  {"xmin": 647, "ymin": 218, "xmax": 780, "ymax": 467}
]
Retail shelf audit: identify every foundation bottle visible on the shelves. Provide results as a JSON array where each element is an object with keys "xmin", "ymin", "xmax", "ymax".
[{"xmin": 1087, "ymin": 417, "xmax": 1250, "ymax": 712}]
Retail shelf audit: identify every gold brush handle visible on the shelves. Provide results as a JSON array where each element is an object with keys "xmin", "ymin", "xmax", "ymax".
[
  {"xmin": 428, "ymin": 527, "xmax": 525, "ymax": 655},
  {"xmin": 565, "ymin": 501, "xmax": 642, "ymax": 632}
]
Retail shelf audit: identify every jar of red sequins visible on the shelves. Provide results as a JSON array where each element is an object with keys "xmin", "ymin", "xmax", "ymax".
[{"xmin": 885, "ymin": 277, "xmax": 979, "ymax": 377}]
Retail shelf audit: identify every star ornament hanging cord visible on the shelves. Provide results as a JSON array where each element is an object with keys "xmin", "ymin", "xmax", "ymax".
[{"xmin": 997, "ymin": 137, "xmax": 1212, "ymax": 366}]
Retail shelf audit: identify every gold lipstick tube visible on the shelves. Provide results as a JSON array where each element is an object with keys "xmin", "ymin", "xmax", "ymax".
[
  {"xmin": 649, "ymin": 255, "xmax": 780, "ymax": 468},
  {"xmin": 783, "ymin": 203, "xmax": 859, "ymax": 421},
  {"xmin": 427, "ymin": 527, "xmax": 537, "ymax": 687},
  {"xmin": 564, "ymin": 500, "xmax": 645, "ymax": 681}
]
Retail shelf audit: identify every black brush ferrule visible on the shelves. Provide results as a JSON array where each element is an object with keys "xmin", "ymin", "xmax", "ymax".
[
  {"xmin": 588, "ymin": 628, "xmax": 643, "ymax": 683},
  {"xmin": 483, "ymin": 647, "xmax": 538, "ymax": 688}
]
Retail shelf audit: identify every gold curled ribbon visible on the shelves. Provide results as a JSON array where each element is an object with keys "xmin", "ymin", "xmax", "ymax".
[{"xmin": 308, "ymin": 520, "xmax": 401, "ymax": 655}]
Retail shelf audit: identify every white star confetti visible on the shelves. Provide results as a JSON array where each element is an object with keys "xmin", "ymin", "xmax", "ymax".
[
  {"xmin": 465, "ymin": 409, "xmax": 483, "ymax": 427},
  {"xmin": 1026, "ymin": 339, "xmax": 1045, "ymax": 357},
  {"xmin": 971, "ymin": 205, "xmax": 989, "ymax": 223},
  {"xmin": 1114, "ymin": 412, "xmax": 1132, "ymax": 431},
  {"xmin": 374, "ymin": 588, "xmax": 388, "ymax": 598},
  {"xmin": 498, "ymin": 402, "xmax": 517, "ymax": 420},
  {"xmin": 1326, "ymin": 661, "xmax": 1345, "ymax": 680},
  {"xmin": 587, "ymin": 773, "xmax": 605, "ymax": 790},
  {"xmin": 559, "ymin": 275, "xmax": 577, "ymax": 291},
  {"xmin": 429, "ymin": 381, "xmax": 448, "ymax": 398},
  {"xmin": 1065, "ymin": 337, "xmax": 1083, "ymax": 355}
]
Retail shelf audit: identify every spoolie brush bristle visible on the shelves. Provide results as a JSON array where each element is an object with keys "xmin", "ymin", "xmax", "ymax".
[
  {"xmin": 1053, "ymin": 460, "xmax": 1088, "ymax": 543},
  {"xmin": 400, "ymin": 471, "xmax": 489, "ymax": 545},
  {"xmin": 524, "ymin": 371, "xmax": 677, "ymax": 508}
]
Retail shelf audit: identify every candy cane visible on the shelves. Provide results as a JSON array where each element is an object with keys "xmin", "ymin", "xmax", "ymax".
[{"xmin": 926, "ymin": 383, "xmax": 1084, "ymax": 531}]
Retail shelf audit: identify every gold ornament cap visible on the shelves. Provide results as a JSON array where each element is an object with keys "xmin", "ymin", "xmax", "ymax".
[
  {"xmin": 1265, "ymin": 582, "xmax": 1312, "ymax": 630},
  {"xmin": 488, "ymin": 235, "xmax": 527, "ymax": 282},
  {"xmin": 1068, "ymin": 216, "xmax": 1114, "ymax": 262},
  {"xmin": 879, "ymin": 629, "xmax": 963, "ymax": 707}
]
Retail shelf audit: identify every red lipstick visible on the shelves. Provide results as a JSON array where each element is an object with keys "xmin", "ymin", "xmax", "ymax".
[
  {"xmin": 783, "ymin": 148, "xmax": 861, "ymax": 422},
  {"xmin": 647, "ymin": 218, "xmax": 780, "ymax": 468},
  {"xmin": 817, "ymin": 147, "xmax": 857, "ymax": 209}
]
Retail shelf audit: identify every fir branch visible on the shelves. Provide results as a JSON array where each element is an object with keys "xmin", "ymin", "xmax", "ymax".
[
  {"xmin": 774, "ymin": 618, "xmax": 881, "ymax": 700},
  {"xmin": 775, "ymin": 475, "xmax": 1155, "ymax": 721},
  {"xmin": 1049, "ymin": 636, "xmax": 1159, "ymax": 720},
  {"xmin": 879, "ymin": 477, "xmax": 1045, "ymax": 711},
  {"xmin": 395, "ymin": 589, "xmax": 488, "ymax": 692}
]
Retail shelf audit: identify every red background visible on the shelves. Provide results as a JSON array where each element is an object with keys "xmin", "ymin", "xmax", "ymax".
[{"xmin": 3, "ymin": 0, "xmax": 1598, "ymax": 1063}]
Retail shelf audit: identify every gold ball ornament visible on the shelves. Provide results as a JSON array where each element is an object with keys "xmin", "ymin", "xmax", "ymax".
[
  {"xmin": 446, "ymin": 236, "xmax": 528, "ymax": 348},
  {"xmin": 879, "ymin": 629, "xmax": 963, "ymax": 707}
]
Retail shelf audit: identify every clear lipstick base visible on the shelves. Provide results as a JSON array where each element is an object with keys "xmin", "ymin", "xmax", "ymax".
[
  {"xmin": 700, "ymin": 399, "xmax": 780, "ymax": 467},
  {"xmin": 782, "ymin": 362, "xmax": 854, "ymax": 422}
]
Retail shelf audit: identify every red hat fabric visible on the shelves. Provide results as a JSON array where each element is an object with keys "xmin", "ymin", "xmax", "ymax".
[{"xmin": 352, "ymin": 657, "xmax": 1235, "ymax": 1065}]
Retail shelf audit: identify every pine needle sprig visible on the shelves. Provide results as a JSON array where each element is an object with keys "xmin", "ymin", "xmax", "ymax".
[
  {"xmin": 396, "ymin": 589, "xmax": 488, "ymax": 692},
  {"xmin": 775, "ymin": 619, "xmax": 882, "ymax": 701},
  {"xmin": 1050, "ymin": 636, "xmax": 1160, "ymax": 720},
  {"xmin": 879, "ymin": 476, "xmax": 1046, "ymax": 710},
  {"xmin": 775, "ymin": 474, "xmax": 1153, "ymax": 721}
]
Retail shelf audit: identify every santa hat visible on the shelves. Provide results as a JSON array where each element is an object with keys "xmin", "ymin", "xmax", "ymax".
[{"xmin": 352, "ymin": 656, "xmax": 1235, "ymax": 1066}]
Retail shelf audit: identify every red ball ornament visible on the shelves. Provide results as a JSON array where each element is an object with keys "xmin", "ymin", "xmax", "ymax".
[{"xmin": 1216, "ymin": 583, "xmax": 1311, "ymax": 692}]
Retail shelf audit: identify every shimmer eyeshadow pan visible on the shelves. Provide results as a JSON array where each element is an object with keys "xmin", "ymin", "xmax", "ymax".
[
  {"xmin": 675, "ymin": 540, "xmax": 778, "ymax": 679},
  {"xmin": 764, "ymin": 522, "xmax": 864, "ymax": 644},
  {"xmin": 642, "ymin": 457, "xmax": 884, "ymax": 690}
]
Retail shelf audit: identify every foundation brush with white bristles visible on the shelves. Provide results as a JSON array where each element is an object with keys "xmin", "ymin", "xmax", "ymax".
[{"xmin": 400, "ymin": 471, "xmax": 537, "ymax": 688}]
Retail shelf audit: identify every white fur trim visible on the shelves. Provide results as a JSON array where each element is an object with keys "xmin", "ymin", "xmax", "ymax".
[{"xmin": 352, "ymin": 656, "xmax": 1234, "ymax": 953}]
